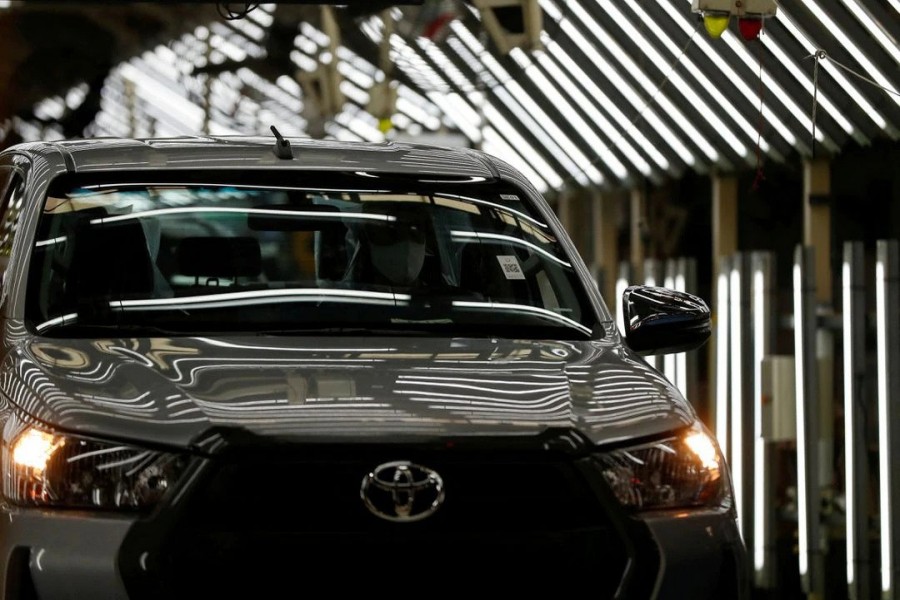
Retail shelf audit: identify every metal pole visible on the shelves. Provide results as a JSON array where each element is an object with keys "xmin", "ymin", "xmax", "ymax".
[
  {"xmin": 751, "ymin": 251, "xmax": 776, "ymax": 589},
  {"xmin": 794, "ymin": 244, "xmax": 824, "ymax": 597},
  {"xmin": 877, "ymin": 239, "xmax": 900, "ymax": 599},
  {"xmin": 843, "ymin": 241, "xmax": 869, "ymax": 600}
]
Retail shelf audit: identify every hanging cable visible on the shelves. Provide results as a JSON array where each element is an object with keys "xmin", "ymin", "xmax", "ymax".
[
  {"xmin": 751, "ymin": 25, "xmax": 766, "ymax": 191},
  {"xmin": 805, "ymin": 49, "xmax": 825, "ymax": 159},
  {"xmin": 805, "ymin": 47, "xmax": 900, "ymax": 159},
  {"xmin": 823, "ymin": 53, "xmax": 900, "ymax": 98}
]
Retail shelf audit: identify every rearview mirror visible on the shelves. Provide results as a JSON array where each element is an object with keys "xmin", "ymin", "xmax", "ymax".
[{"xmin": 621, "ymin": 285, "xmax": 711, "ymax": 356}]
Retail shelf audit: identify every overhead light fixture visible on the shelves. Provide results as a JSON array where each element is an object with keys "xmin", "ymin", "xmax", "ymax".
[
  {"xmin": 801, "ymin": 0, "xmax": 900, "ymax": 112},
  {"xmin": 839, "ymin": 0, "xmax": 900, "ymax": 66},
  {"xmin": 704, "ymin": 14, "xmax": 731, "ymax": 38},
  {"xmin": 624, "ymin": 0, "xmax": 765, "ymax": 159},
  {"xmin": 692, "ymin": 0, "xmax": 777, "ymax": 40},
  {"xmin": 738, "ymin": 17, "xmax": 764, "ymax": 40},
  {"xmin": 777, "ymin": 7, "xmax": 890, "ymax": 131},
  {"xmin": 537, "ymin": 2, "xmax": 677, "ymax": 170},
  {"xmin": 657, "ymin": 1, "xmax": 798, "ymax": 151},
  {"xmin": 537, "ymin": 41, "xmax": 652, "ymax": 176},
  {"xmin": 450, "ymin": 20, "xmax": 597, "ymax": 186},
  {"xmin": 569, "ymin": 0, "xmax": 717, "ymax": 163},
  {"xmin": 511, "ymin": 48, "xmax": 627, "ymax": 180}
]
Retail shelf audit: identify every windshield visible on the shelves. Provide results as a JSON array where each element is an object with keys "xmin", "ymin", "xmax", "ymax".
[{"xmin": 26, "ymin": 172, "xmax": 601, "ymax": 339}]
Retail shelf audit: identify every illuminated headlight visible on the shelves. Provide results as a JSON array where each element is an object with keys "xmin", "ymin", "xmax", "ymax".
[
  {"xmin": 594, "ymin": 424, "xmax": 731, "ymax": 511},
  {"xmin": 4, "ymin": 427, "xmax": 189, "ymax": 511}
]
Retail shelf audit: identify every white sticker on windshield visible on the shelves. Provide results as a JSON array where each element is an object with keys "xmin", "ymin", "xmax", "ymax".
[
  {"xmin": 496, "ymin": 255, "xmax": 526, "ymax": 280},
  {"xmin": 499, "ymin": 194, "xmax": 519, "ymax": 201}
]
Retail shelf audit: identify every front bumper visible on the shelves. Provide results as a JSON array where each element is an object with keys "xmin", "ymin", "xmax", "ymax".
[
  {"xmin": 0, "ymin": 446, "xmax": 748, "ymax": 599},
  {"xmin": 0, "ymin": 506, "xmax": 135, "ymax": 599},
  {"xmin": 643, "ymin": 509, "xmax": 750, "ymax": 599}
]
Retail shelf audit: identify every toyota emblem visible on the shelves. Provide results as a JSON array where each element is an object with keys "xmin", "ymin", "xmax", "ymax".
[{"xmin": 360, "ymin": 461, "xmax": 445, "ymax": 522}]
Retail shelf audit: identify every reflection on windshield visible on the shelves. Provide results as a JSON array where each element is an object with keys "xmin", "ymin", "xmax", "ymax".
[{"xmin": 26, "ymin": 175, "xmax": 600, "ymax": 339}]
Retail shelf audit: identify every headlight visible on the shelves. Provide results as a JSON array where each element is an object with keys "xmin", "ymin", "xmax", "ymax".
[
  {"xmin": 594, "ymin": 424, "xmax": 730, "ymax": 511},
  {"xmin": 4, "ymin": 427, "xmax": 189, "ymax": 511}
]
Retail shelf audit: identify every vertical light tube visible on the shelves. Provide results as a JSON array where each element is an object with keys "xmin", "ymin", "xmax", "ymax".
[
  {"xmin": 794, "ymin": 245, "xmax": 822, "ymax": 595},
  {"xmin": 615, "ymin": 261, "xmax": 631, "ymax": 336},
  {"xmin": 843, "ymin": 257, "xmax": 856, "ymax": 590},
  {"xmin": 752, "ymin": 266, "xmax": 765, "ymax": 572},
  {"xmin": 877, "ymin": 240, "xmax": 900, "ymax": 596},
  {"xmin": 716, "ymin": 260, "xmax": 731, "ymax": 460},
  {"xmin": 664, "ymin": 262, "xmax": 678, "ymax": 388},
  {"xmin": 675, "ymin": 265, "xmax": 688, "ymax": 399},
  {"xmin": 730, "ymin": 259, "xmax": 744, "ymax": 542},
  {"xmin": 751, "ymin": 252, "xmax": 773, "ymax": 586},
  {"xmin": 843, "ymin": 242, "xmax": 869, "ymax": 600},
  {"xmin": 645, "ymin": 259, "xmax": 661, "ymax": 372},
  {"xmin": 793, "ymin": 258, "xmax": 808, "ymax": 581},
  {"xmin": 877, "ymin": 256, "xmax": 890, "ymax": 595}
]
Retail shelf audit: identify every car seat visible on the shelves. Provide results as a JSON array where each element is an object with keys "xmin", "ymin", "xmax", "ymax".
[{"xmin": 65, "ymin": 217, "xmax": 156, "ymax": 313}]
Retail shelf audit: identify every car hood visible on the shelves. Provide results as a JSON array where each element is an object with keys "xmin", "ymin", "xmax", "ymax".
[{"xmin": 4, "ymin": 333, "xmax": 695, "ymax": 451}]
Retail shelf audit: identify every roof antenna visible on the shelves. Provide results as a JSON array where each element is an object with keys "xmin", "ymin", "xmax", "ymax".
[{"xmin": 270, "ymin": 125, "xmax": 293, "ymax": 160}]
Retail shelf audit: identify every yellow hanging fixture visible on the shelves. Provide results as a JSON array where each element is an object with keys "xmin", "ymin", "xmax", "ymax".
[
  {"xmin": 692, "ymin": 0, "xmax": 778, "ymax": 41},
  {"xmin": 703, "ymin": 14, "xmax": 731, "ymax": 39}
]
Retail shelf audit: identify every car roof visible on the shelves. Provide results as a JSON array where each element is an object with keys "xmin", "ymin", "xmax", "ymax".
[{"xmin": 7, "ymin": 135, "xmax": 500, "ymax": 180}]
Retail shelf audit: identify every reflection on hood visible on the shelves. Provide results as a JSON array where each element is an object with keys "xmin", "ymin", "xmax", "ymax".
[{"xmin": 4, "ymin": 327, "xmax": 693, "ymax": 450}]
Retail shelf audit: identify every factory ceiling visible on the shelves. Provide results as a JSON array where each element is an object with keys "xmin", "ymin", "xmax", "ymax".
[{"xmin": 0, "ymin": 0, "xmax": 897, "ymax": 196}]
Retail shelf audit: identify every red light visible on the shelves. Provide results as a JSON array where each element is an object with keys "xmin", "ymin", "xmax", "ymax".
[{"xmin": 739, "ymin": 17, "xmax": 763, "ymax": 40}]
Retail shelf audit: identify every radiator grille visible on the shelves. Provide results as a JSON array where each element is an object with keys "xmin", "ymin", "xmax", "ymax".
[{"xmin": 125, "ymin": 447, "xmax": 631, "ymax": 597}]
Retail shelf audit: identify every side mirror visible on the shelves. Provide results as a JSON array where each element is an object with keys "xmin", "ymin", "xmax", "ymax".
[{"xmin": 621, "ymin": 285, "xmax": 711, "ymax": 356}]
